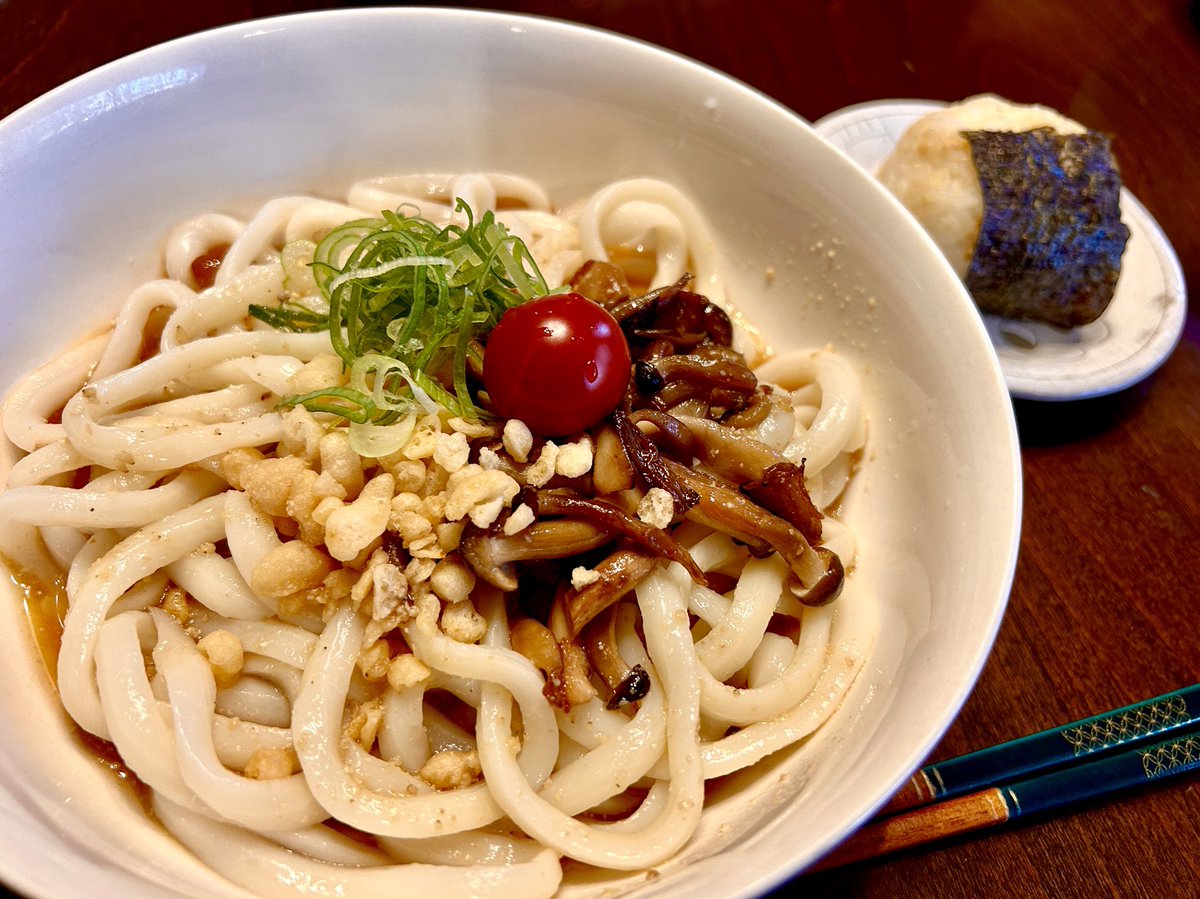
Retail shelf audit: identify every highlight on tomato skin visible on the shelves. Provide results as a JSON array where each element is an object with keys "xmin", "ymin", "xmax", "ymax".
[{"xmin": 482, "ymin": 293, "xmax": 632, "ymax": 437}]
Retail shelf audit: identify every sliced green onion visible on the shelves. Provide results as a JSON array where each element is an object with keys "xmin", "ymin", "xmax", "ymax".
[
  {"xmin": 325, "ymin": 255, "xmax": 454, "ymax": 296},
  {"xmin": 348, "ymin": 415, "xmax": 417, "ymax": 459},
  {"xmin": 281, "ymin": 239, "xmax": 319, "ymax": 296},
  {"xmin": 249, "ymin": 200, "xmax": 554, "ymax": 425},
  {"xmin": 349, "ymin": 353, "xmax": 442, "ymax": 417},
  {"xmin": 279, "ymin": 386, "xmax": 379, "ymax": 424}
]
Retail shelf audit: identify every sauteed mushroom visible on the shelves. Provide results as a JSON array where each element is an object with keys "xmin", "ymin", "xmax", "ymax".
[
  {"xmin": 523, "ymin": 488, "xmax": 705, "ymax": 587},
  {"xmin": 661, "ymin": 458, "xmax": 844, "ymax": 605},
  {"xmin": 460, "ymin": 519, "xmax": 613, "ymax": 591}
]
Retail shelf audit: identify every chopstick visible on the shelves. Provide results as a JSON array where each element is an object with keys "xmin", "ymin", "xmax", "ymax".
[
  {"xmin": 811, "ymin": 685, "xmax": 1200, "ymax": 872},
  {"xmin": 883, "ymin": 683, "xmax": 1200, "ymax": 814}
]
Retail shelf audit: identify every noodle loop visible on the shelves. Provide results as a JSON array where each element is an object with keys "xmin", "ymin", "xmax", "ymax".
[{"xmin": 0, "ymin": 174, "xmax": 873, "ymax": 895}]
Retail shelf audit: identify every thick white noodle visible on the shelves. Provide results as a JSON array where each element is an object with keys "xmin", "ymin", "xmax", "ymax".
[
  {"xmin": 215, "ymin": 676, "xmax": 292, "ymax": 728},
  {"xmin": 745, "ymin": 632, "xmax": 797, "ymax": 687},
  {"xmin": 95, "ymin": 609, "xmax": 210, "ymax": 809},
  {"xmin": 57, "ymin": 493, "xmax": 230, "ymax": 738},
  {"xmin": 574, "ymin": 178, "xmax": 726, "ymax": 304},
  {"xmin": 283, "ymin": 200, "xmax": 369, "ymax": 245},
  {"xmin": 192, "ymin": 615, "xmax": 318, "ymax": 669},
  {"xmin": 0, "ymin": 174, "xmax": 876, "ymax": 895},
  {"xmin": 537, "ymin": 604, "xmax": 666, "ymax": 816},
  {"xmin": 754, "ymin": 349, "xmax": 864, "ymax": 476},
  {"xmin": 293, "ymin": 605, "xmax": 508, "ymax": 836},
  {"xmin": 240, "ymin": 654, "xmax": 304, "ymax": 702},
  {"xmin": 473, "ymin": 569, "xmax": 704, "ymax": 869},
  {"xmin": 693, "ymin": 555, "xmax": 787, "ymax": 680},
  {"xmin": 0, "ymin": 469, "xmax": 225, "ymax": 531},
  {"xmin": 378, "ymin": 682, "xmax": 432, "ymax": 772},
  {"xmin": 403, "ymin": 592, "xmax": 561, "ymax": 789},
  {"xmin": 210, "ymin": 716, "xmax": 296, "ymax": 769},
  {"xmin": 2, "ymin": 331, "xmax": 108, "ymax": 453},
  {"xmin": 345, "ymin": 173, "xmax": 552, "ymax": 228},
  {"xmin": 0, "ymin": 440, "xmax": 96, "ymax": 577},
  {"xmin": 3, "ymin": 439, "xmax": 88, "ymax": 489},
  {"xmin": 161, "ymin": 265, "xmax": 286, "ymax": 348},
  {"xmin": 223, "ymin": 490, "xmax": 283, "ymax": 588},
  {"xmin": 164, "ymin": 213, "xmax": 243, "ymax": 284},
  {"xmin": 93, "ymin": 280, "xmax": 197, "ymax": 378},
  {"xmin": 214, "ymin": 197, "xmax": 317, "ymax": 287},
  {"xmin": 154, "ymin": 608, "xmax": 327, "ymax": 831},
  {"xmin": 697, "ymin": 582, "xmax": 873, "ymax": 778},
  {"xmin": 60, "ymin": 330, "xmax": 333, "ymax": 471},
  {"xmin": 154, "ymin": 794, "xmax": 563, "ymax": 899},
  {"xmin": 66, "ymin": 532, "xmax": 120, "ymax": 599},
  {"xmin": 260, "ymin": 823, "xmax": 391, "ymax": 867},
  {"xmin": 167, "ymin": 552, "xmax": 272, "ymax": 620},
  {"xmin": 377, "ymin": 830, "xmax": 551, "ymax": 866}
]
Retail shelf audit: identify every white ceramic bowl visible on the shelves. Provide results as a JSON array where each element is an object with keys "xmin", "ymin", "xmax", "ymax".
[{"xmin": 0, "ymin": 9, "xmax": 1021, "ymax": 898}]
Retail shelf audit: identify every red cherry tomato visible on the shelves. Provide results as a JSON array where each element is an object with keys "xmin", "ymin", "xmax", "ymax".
[{"xmin": 483, "ymin": 293, "xmax": 631, "ymax": 437}]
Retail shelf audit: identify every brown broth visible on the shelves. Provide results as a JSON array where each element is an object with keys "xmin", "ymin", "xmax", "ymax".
[
  {"xmin": 6, "ymin": 560, "xmax": 67, "ymax": 680},
  {"xmin": 7, "ymin": 561, "xmax": 153, "ymax": 810}
]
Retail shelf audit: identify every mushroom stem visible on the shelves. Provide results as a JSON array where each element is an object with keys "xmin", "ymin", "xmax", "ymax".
[
  {"xmin": 592, "ymin": 423, "xmax": 635, "ymax": 495},
  {"xmin": 510, "ymin": 616, "xmax": 597, "ymax": 710},
  {"xmin": 460, "ymin": 519, "xmax": 613, "ymax": 592},
  {"xmin": 553, "ymin": 545, "xmax": 660, "ymax": 637},
  {"xmin": 608, "ymin": 274, "xmax": 692, "ymax": 323},
  {"xmin": 673, "ymin": 413, "xmax": 780, "ymax": 481},
  {"xmin": 675, "ymin": 414, "xmax": 824, "ymax": 544},
  {"xmin": 662, "ymin": 457, "xmax": 843, "ymax": 603},
  {"xmin": 795, "ymin": 547, "xmax": 845, "ymax": 607},
  {"xmin": 647, "ymin": 353, "xmax": 758, "ymax": 408},
  {"xmin": 526, "ymin": 488, "xmax": 705, "ymax": 586},
  {"xmin": 581, "ymin": 603, "xmax": 652, "ymax": 709},
  {"xmin": 611, "ymin": 408, "xmax": 699, "ymax": 515},
  {"xmin": 627, "ymin": 409, "xmax": 694, "ymax": 458}
]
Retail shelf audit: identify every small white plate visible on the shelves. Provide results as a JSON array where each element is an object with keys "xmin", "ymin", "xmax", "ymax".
[{"xmin": 813, "ymin": 99, "xmax": 1187, "ymax": 402}]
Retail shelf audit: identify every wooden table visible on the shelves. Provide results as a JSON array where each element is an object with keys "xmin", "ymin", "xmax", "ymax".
[{"xmin": 2, "ymin": 2, "xmax": 1197, "ymax": 897}]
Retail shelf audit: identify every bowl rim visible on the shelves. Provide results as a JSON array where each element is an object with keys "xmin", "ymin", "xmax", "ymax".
[{"xmin": 0, "ymin": 6, "xmax": 766, "ymax": 138}]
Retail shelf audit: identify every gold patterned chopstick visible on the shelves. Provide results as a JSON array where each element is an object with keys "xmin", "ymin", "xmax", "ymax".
[
  {"xmin": 811, "ymin": 691, "xmax": 1200, "ymax": 872},
  {"xmin": 882, "ymin": 684, "xmax": 1200, "ymax": 814}
]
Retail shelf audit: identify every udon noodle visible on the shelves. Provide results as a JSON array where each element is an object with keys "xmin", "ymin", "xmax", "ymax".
[{"xmin": 0, "ymin": 174, "xmax": 872, "ymax": 897}]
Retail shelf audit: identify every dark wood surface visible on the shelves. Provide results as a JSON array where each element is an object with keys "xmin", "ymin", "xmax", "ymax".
[{"xmin": 2, "ymin": 2, "xmax": 1198, "ymax": 897}]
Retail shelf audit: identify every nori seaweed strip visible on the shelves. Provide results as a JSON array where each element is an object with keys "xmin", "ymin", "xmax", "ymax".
[{"xmin": 963, "ymin": 127, "xmax": 1130, "ymax": 328}]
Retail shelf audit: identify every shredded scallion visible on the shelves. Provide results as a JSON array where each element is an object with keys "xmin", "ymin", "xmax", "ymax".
[{"xmin": 249, "ymin": 201, "xmax": 552, "ymax": 423}]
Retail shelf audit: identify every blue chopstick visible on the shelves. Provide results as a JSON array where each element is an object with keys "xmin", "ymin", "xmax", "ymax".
[
  {"xmin": 883, "ymin": 683, "xmax": 1200, "ymax": 814},
  {"xmin": 814, "ymin": 718, "xmax": 1200, "ymax": 870}
]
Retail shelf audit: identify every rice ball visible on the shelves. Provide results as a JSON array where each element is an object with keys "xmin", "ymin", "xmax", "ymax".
[{"xmin": 877, "ymin": 94, "xmax": 1086, "ymax": 277}]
